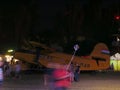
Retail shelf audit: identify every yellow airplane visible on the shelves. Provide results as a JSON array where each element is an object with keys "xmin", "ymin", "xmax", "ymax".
[{"xmin": 13, "ymin": 41, "xmax": 110, "ymax": 71}]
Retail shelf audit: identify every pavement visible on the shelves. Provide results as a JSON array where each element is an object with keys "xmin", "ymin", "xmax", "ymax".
[{"xmin": 0, "ymin": 71, "xmax": 120, "ymax": 90}]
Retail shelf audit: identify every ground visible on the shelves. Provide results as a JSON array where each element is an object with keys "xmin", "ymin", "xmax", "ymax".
[{"xmin": 0, "ymin": 71, "xmax": 120, "ymax": 90}]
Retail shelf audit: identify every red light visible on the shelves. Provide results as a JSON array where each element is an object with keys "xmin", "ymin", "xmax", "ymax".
[{"xmin": 115, "ymin": 16, "xmax": 120, "ymax": 20}]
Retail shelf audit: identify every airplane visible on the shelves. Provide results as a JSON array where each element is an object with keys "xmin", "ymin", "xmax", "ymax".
[
  {"xmin": 13, "ymin": 40, "xmax": 110, "ymax": 71},
  {"xmin": 39, "ymin": 43, "xmax": 110, "ymax": 71}
]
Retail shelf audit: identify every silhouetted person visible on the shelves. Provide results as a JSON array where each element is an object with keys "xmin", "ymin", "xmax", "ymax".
[{"xmin": 74, "ymin": 64, "xmax": 80, "ymax": 82}]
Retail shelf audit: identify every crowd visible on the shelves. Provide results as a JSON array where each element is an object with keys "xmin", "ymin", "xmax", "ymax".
[{"xmin": 0, "ymin": 59, "xmax": 21, "ymax": 85}]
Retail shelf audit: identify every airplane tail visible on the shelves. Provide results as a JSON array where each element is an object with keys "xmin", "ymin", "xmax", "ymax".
[{"xmin": 90, "ymin": 43, "xmax": 110, "ymax": 69}]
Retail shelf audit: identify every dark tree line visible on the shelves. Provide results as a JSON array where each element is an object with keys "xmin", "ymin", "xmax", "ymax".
[{"xmin": 0, "ymin": 0, "xmax": 120, "ymax": 50}]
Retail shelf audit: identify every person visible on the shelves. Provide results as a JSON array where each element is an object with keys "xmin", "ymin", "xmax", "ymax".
[
  {"xmin": 68, "ymin": 62, "xmax": 74, "ymax": 82},
  {"xmin": 74, "ymin": 64, "xmax": 80, "ymax": 82},
  {"xmin": 0, "ymin": 58, "xmax": 4, "ymax": 85},
  {"xmin": 14, "ymin": 61, "xmax": 21, "ymax": 79},
  {"xmin": 53, "ymin": 63, "xmax": 71, "ymax": 90},
  {"xmin": 3, "ymin": 61, "xmax": 11, "ymax": 78},
  {"xmin": 44, "ymin": 63, "xmax": 55, "ymax": 90}
]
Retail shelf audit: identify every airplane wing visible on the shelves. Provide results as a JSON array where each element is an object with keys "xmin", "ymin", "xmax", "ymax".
[{"xmin": 29, "ymin": 41, "xmax": 55, "ymax": 52}]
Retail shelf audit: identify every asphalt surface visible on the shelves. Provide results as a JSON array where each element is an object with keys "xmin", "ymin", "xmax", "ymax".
[{"xmin": 0, "ymin": 71, "xmax": 120, "ymax": 90}]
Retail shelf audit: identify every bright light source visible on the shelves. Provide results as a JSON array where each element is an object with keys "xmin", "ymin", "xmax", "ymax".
[
  {"xmin": 0, "ymin": 57, "xmax": 2, "ymax": 61},
  {"xmin": 5, "ymin": 55, "xmax": 13, "ymax": 62},
  {"xmin": 117, "ymin": 37, "xmax": 120, "ymax": 42},
  {"xmin": 14, "ymin": 59, "xmax": 19, "ymax": 62},
  {"xmin": 7, "ymin": 49, "xmax": 14, "ymax": 53}
]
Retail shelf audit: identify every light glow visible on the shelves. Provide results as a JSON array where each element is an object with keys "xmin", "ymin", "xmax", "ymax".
[
  {"xmin": 7, "ymin": 49, "xmax": 14, "ymax": 53},
  {"xmin": 0, "ymin": 57, "xmax": 2, "ymax": 61},
  {"xmin": 5, "ymin": 55, "xmax": 13, "ymax": 62},
  {"xmin": 110, "ymin": 53, "xmax": 120, "ymax": 71}
]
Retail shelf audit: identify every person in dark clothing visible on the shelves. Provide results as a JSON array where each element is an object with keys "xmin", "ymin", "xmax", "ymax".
[{"xmin": 74, "ymin": 65, "xmax": 80, "ymax": 82}]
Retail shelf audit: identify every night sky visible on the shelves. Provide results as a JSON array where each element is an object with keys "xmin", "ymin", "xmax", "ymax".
[{"xmin": 0, "ymin": 0, "xmax": 120, "ymax": 51}]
